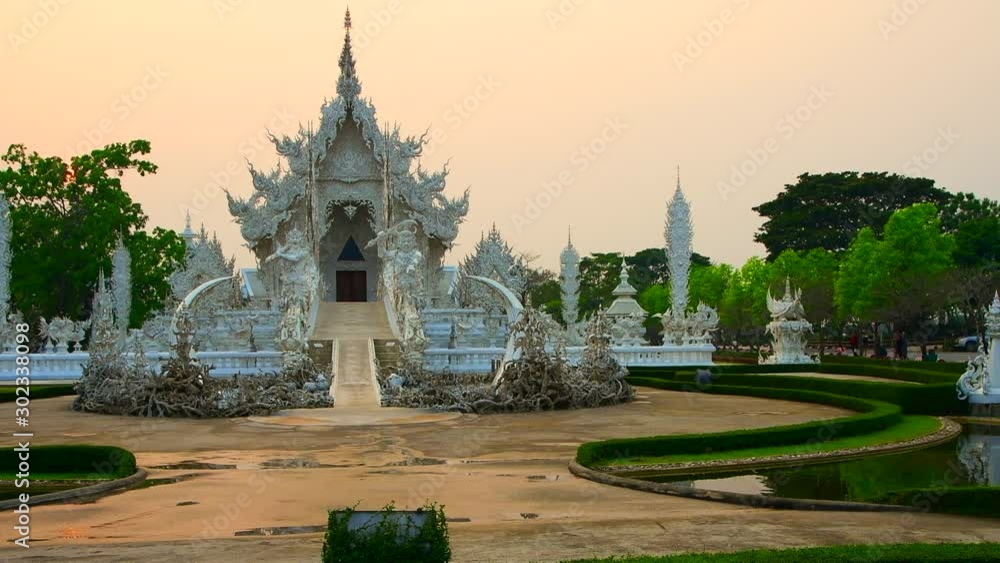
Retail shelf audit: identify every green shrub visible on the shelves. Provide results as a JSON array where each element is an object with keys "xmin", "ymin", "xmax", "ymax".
[
  {"xmin": 577, "ymin": 381, "xmax": 900, "ymax": 467},
  {"xmin": 0, "ymin": 384, "xmax": 76, "ymax": 403},
  {"xmin": 866, "ymin": 487, "xmax": 1000, "ymax": 518},
  {"xmin": 321, "ymin": 502, "xmax": 451, "ymax": 563},
  {"xmin": 2, "ymin": 445, "xmax": 136, "ymax": 479},
  {"xmin": 628, "ymin": 363, "xmax": 964, "ymax": 415},
  {"xmin": 565, "ymin": 542, "xmax": 1000, "ymax": 562},
  {"xmin": 820, "ymin": 354, "xmax": 967, "ymax": 375}
]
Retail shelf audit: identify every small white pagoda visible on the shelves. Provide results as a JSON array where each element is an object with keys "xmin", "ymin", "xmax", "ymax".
[{"xmin": 761, "ymin": 278, "xmax": 814, "ymax": 365}]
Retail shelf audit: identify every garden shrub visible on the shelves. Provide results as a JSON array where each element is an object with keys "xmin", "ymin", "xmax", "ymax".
[
  {"xmin": 0, "ymin": 384, "xmax": 76, "ymax": 403},
  {"xmin": 866, "ymin": 487, "xmax": 1000, "ymax": 518},
  {"xmin": 2, "ymin": 445, "xmax": 136, "ymax": 479},
  {"xmin": 321, "ymin": 502, "xmax": 451, "ymax": 563},
  {"xmin": 576, "ymin": 381, "xmax": 900, "ymax": 467}
]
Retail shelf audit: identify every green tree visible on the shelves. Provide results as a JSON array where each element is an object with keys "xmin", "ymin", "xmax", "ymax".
[
  {"xmin": 835, "ymin": 203, "xmax": 956, "ymax": 355},
  {"xmin": 0, "ymin": 142, "xmax": 186, "ymax": 335},
  {"xmin": 753, "ymin": 172, "xmax": 950, "ymax": 260},
  {"xmin": 719, "ymin": 257, "xmax": 771, "ymax": 348}
]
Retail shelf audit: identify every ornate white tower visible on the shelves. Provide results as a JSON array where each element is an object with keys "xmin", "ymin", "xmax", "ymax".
[
  {"xmin": 663, "ymin": 171, "xmax": 692, "ymax": 343},
  {"xmin": 559, "ymin": 228, "xmax": 582, "ymax": 344},
  {"xmin": 111, "ymin": 236, "xmax": 132, "ymax": 343}
]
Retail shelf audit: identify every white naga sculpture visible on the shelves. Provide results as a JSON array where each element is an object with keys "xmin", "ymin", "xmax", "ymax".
[
  {"xmin": 761, "ymin": 278, "xmax": 815, "ymax": 365},
  {"xmin": 368, "ymin": 219, "xmax": 427, "ymax": 363},
  {"xmin": 265, "ymin": 228, "xmax": 318, "ymax": 357},
  {"xmin": 661, "ymin": 174, "xmax": 719, "ymax": 346},
  {"xmin": 0, "ymin": 192, "xmax": 15, "ymax": 351},
  {"xmin": 957, "ymin": 292, "xmax": 999, "ymax": 404}
]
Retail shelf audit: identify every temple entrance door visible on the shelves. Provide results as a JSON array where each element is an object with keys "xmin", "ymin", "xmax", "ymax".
[{"xmin": 336, "ymin": 271, "xmax": 367, "ymax": 302}]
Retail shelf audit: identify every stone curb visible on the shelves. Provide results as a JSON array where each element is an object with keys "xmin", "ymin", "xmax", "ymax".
[
  {"xmin": 568, "ymin": 460, "xmax": 915, "ymax": 512},
  {"xmin": 0, "ymin": 468, "xmax": 148, "ymax": 511},
  {"xmin": 599, "ymin": 417, "xmax": 962, "ymax": 476}
]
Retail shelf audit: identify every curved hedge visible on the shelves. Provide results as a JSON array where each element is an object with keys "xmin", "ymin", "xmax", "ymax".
[
  {"xmin": 866, "ymin": 487, "xmax": 1000, "ymax": 519},
  {"xmin": 628, "ymin": 363, "xmax": 963, "ymax": 415},
  {"xmin": 0, "ymin": 384, "xmax": 76, "ymax": 403},
  {"xmin": 2, "ymin": 445, "xmax": 136, "ymax": 479},
  {"xmin": 576, "ymin": 381, "xmax": 901, "ymax": 468}
]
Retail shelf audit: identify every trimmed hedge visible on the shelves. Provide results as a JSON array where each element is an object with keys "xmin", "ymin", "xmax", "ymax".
[
  {"xmin": 820, "ymin": 355, "xmax": 967, "ymax": 376},
  {"xmin": 867, "ymin": 487, "xmax": 1000, "ymax": 519},
  {"xmin": 0, "ymin": 384, "xmax": 76, "ymax": 403},
  {"xmin": 566, "ymin": 542, "xmax": 1000, "ymax": 562},
  {"xmin": 576, "ymin": 381, "xmax": 900, "ymax": 467},
  {"xmin": 631, "ymin": 371, "xmax": 961, "ymax": 416},
  {"xmin": 2, "ymin": 445, "xmax": 136, "ymax": 479},
  {"xmin": 628, "ymin": 361, "xmax": 964, "ymax": 415}
]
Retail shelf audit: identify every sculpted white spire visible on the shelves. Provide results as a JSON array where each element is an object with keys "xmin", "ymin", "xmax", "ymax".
[
  {"xmin": 665, "ymin": 173, "xmax": 692, "ymax": 319},
  {"xmin": 559, "ymin": 227, "xmax": 581, "ymax": 344},
  {"xmin": 0, "ymin": 192, "xmax": 10, "ymax": 328},
  {"xmin": 337, "ymin": 7, "xmax": 361, "ymax": 103},
  {"xmin": 112, "ymin": 236, "xmax": 132, "ymax": 343}
]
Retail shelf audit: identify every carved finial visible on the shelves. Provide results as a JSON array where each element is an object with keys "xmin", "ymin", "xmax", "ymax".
[
  {"xmin": 676, "ymin": 165, "xmax": 681, "ymax": 190},
  {"xmin": 567, "ymin": 226, "xmax": 573, "ymax": 247},
  {"xmin": 185, "ymin": 209, "xmax": 191, "ymax": 230},
  {"xmin": 337, "ymin": 6, "xmax": 361, "ymax": 101},
  {"xmin": 783, "ymin": 277, "xmax": 792, "ymax": 301}
]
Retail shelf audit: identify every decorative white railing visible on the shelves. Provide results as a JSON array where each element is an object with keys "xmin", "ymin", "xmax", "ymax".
[
  {"xmin": 0, "ymin": 351, "xmax": 284, "ymax": 381},
  {"xmin": 421, "ymin": 344, "xmax": 716, "ymax": 374}
]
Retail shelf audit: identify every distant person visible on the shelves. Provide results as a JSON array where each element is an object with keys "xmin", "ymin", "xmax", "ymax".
[
  {"xmin": 922, "ymin": 347, "xmax": 938, "ymax": 362},
  {"xmin": 849, "ymin": 333, "xmax": 859, "ymax": 356},
  {"xmin": 899, "ymin": 332, "xmax": 908, "ymax": 360}
]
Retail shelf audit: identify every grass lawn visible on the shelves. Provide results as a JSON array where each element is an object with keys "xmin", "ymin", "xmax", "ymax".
[
  {"xmin": 563, "ymin": 542, "xmax": 1000, "ymax": 562},
  {"xmin": 607, "ymin": 415, "xmax": 941, "ymax": 466}
]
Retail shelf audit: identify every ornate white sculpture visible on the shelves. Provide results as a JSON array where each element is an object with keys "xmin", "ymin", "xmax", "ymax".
[
  {"xmin": 660, "ymin": 174, "xmax": 719, "ymax": 346},
  {"xmin": 170, "ymin": 223, "xmax": 236, "ymax": 307},
  {"xmin": 606, "ymin": 259, "xmax": 647, "ymax": 346},
  {"xmin": 0, "ymin": 193, "xmax": 12, "ymax": 350},
  {"xmin": 957, "ymin": 292, "xmax": 999, "ymax": 401},
  {"xmin": 761, "ymin": 278, "xmax": 814, "ymax": 364},
  {"xmin": 368, "ymin": 220, "xmax": 427, "ymax": 363},
  {"xmin": 560, "ymin": 229, "xmax": 583, "ymax": 345},
  {"xmin": 457, "ymin": 225, "xmax": 526, "ymax": 315},
  {"xmin": 957, "ymin": 435, "xmax": 993, "ymax": 486},
  {"xmin": 39, "ymin": 317, "xmax": 76, "ymax": 353},
  {"xmin": 112, "ymin": 236, "xmax": 131, "ymax": 344},
  {"xmin": 265, "ymin": 228, "xmax": 318, "ymax": 358}
]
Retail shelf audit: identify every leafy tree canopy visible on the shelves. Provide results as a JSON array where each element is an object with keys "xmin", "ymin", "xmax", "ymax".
[
  {"xmin": 753, "ymin": 172, "xmax": 950, "ymax": 260},
  {"xmin": 0, "ymin": 141, "xmax": 186, "ymax": 330}
]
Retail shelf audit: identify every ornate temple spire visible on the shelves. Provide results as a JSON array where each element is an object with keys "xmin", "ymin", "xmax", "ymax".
[
  {"xmin": 665, "ymin": 175, "xmax": 693, "ymax": 318},
  {"xmin": 181, "ymin": 210, "xmax": 196, "ymax": 247},
  {"xmin": 559, "ymin": 228, "xmax": 582, "ymax": 344},
  {"xmin": 337, "ymin": 7, "xmax": 362, "ymax": 103}
]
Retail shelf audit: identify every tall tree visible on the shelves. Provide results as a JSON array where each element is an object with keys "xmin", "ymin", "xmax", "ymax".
[
  {"xmin": 753, "ymin": 172, "xmax": 950, "ymax": 260},
  {"xmin": 834, "ymin": 203, "xmax": 956, "ymax": 355},
  {"xmin": 0, "ymin": 142, "xmax": 186, "ymax": 334}
]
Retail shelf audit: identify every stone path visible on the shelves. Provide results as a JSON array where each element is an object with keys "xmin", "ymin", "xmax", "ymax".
[
  {"xmin": 312, "ymin": 301, "xmax": 395, "ymax": 408},
  {"xmin": 3, "ymin": 392, "xmax": 997, "ymax": 562}
]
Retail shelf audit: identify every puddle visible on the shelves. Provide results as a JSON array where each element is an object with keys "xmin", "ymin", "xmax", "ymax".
[{"xmin": 150, "ymin": 461, "xmax": 237, "ymax": 470}]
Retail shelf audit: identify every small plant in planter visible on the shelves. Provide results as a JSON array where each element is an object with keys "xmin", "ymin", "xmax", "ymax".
[{"xmin": 321, "ymin": 501, "xmax": 451, "ymax": 562}]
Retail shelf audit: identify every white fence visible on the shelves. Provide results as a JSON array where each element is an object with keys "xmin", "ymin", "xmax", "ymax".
[
  {"xmin": 0, "ymin": 351, "xmax": 284, "ymax": 381},
  {"xmin": 421, "ymin": 344, "xmax": 715, "ymax": 374}
]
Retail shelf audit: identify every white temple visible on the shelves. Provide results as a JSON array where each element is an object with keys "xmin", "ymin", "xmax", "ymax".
[
  {"xmin": 0, "ymin": 10, "xmax": 719, "ymax": 382},
  {"xmin": 761, "ymin": 278, "xmax": 815, "ymax": 365}
]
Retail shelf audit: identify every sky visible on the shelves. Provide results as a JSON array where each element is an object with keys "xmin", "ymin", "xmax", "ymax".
[{"xmin": 3, "ymin": 0, "xmax": 998, "ymax": 271}]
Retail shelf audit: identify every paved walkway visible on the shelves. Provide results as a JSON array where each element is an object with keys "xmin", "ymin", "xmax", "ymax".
[
  {"xmin": 313, "ymin": 302, "xmax": 393, "ymax": 408},
  {"xmin": 4, "ymin": 391, "xmax": 999, "ymax": 562}
]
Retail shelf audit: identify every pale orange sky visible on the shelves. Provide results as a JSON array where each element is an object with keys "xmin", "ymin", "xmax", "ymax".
[{"xmin": 3, "ymin": 0, "xmax": 998, "ymax": 271}]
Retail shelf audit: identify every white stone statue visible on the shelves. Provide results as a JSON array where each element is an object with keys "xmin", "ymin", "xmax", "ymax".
[
  {"xmin": 39, "ymin": 317, "xmax": 76, "ymax": 353},
  {"xmin": 112, "ymin": 236, "xmax": 132, "ymax": 345},
  {"xmin": 0, "ymin": 193, "xmax": 10, "ymax": 346},
  {"xmin": 761, "ymin": 278, "xmax": 814, "ymax": 364},
  {"xmin": 957, "ymin": 292, "xmax": 999, "ymax": 401},
  {"xmin": 265, "ymin": 227, "xmax": 318, "ymax": 357},
  {"xmin": 607, "ymin": 260, "xmax": 647, "ymax": 346},
  {"xmin": 368, "ymin": 220, "xmax": 427, "ymax": 363}
]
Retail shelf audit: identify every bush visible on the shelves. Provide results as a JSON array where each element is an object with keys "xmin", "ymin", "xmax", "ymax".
[
  {"xmin": 321, "ymin": 502, "xmax": 451, "ymax": 563},
  {"xmin": 2, "ymin": 445, "xmax": 136, "ymax": 479},
  {"xmin": 866, "ymin": 487, "xmax": 1000, "ymax": 518},
  {"xmin": 0, "ymin": 384, "xmax": 76, "ymax": 403},
  {"xmin": 565, "ymin": 542, "xmax": 1000, "ymax": 562},
  {"xmin": 820, "ymin": 354, "xmax": 967, "ymax": 375},
  {"xmin": 576, "ymin": 381, "xmax": 900, "ymax": 467}
]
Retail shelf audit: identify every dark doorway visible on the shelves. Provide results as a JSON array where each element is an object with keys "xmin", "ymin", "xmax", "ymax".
[{"xmin": 336, "ymin": 270, "xmax": 367, "ymax": 302}]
